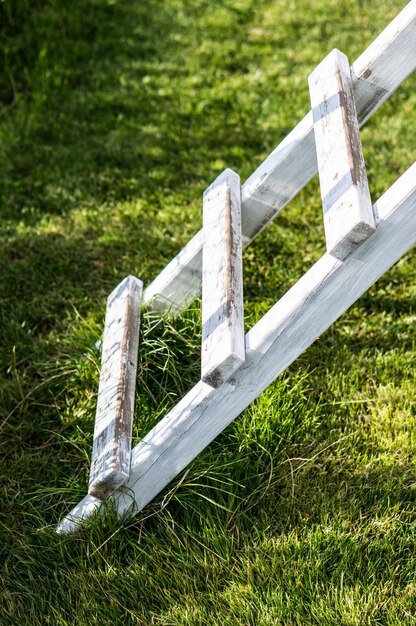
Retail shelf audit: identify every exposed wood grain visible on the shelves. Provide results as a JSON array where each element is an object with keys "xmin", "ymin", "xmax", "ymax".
[
  {"xmin": 201, "ymin": 169, "xmax": 245, "ymax": 387},
  {"xmin": 88, "ymin": 275, "xmax": 143, "ymax": 500},
  {"xmin": 309, "ymin": 49, "xmax": 375, "ymax": 259},
  {"xmin": 143, "ymin": 1, "xmax": 416, "ymax": 312},
  {"xmin": 57, "ymin": 161, "xmax": 416, "ymax": 533}
]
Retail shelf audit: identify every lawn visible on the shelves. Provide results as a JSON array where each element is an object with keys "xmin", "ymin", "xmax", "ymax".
[{"xmin": 0, "ymin": 0, "xmax": 415, "ymax": 624}]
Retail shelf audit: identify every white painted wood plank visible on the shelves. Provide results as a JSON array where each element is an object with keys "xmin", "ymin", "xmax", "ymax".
[
  {"xmin": 143, "ymin": 230, "xmax": 204, "ymax": 314},
  {"xmin": 201, "ymin": 169, "xmax": 245, "ymax": 387},
  {"xmin": 57, "ymin": 161, "xmax": 416, "ymax": 532},
  {"xmin": 143, "ymin": 1, "xmax": 416, "ymax": 313},
  {"xmin": 309, "ymin": 49, "xmax": 375, "ymax": 259},
  {"xmin": 88, "ymin": 275, "xmax": 143, "ymax": 500}
]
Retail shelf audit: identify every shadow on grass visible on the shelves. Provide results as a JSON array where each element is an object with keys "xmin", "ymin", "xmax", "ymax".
[{"xmin": 1, "ymin": 0, "xmax": 267, "ymax": 226}]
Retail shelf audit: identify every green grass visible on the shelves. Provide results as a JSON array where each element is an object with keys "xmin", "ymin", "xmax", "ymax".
[{"xmin": 0, "ymin": 0, "xmax": 415, "ymax": 624}]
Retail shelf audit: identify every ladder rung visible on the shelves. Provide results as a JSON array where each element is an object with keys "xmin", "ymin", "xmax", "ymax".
[
  {"xmin": 309, "ymin": 48, "xmax": 375, "ymax": 260},
  {"xmin": 88, "ymin": 275, "xmax": 142, "ymax": 500},
  {"xmin": 201, "ymin": 168, "xmax": 245, "ymax": 387},
  {"xmin": 57, "ymin": 162, "xmax": 416, "ymax": 534}
]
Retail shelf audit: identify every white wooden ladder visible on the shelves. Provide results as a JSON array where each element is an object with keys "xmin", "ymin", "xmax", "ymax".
[{"xmin": 57, "ymin": 1, "xmax": 416, "ymax": 533}]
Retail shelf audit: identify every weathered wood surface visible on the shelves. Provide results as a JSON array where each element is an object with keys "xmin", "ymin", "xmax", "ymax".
[
  {"xmin": 57, "ymin": 161, "xmax": 416, "ymax": 533},
  {"xmin": 142, "ymin": 1, "xmax": 416, "ymax": 313},
  {"xmin": 309, "ymin": 49, "xmax": 375, "ymax": 259},
  {"xmin": 201, "ymin": 169, "xmax": 245, "ymax": 387},
  {"xmin": 88, "ymin": 275, "xmax": 143, "ymax": 500}
]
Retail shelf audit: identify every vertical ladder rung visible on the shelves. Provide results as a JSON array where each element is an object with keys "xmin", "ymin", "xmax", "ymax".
[
  {"xmin": 201, "ymin": 168, "xmax": 245, "ymax": 387},
  {"xmin": 309, "ymin": 48, "xmax": 375, "ymax": 260},
  {"xmin": 88, "ymin": 275, "xmax": 142, "ymax": 500}
]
